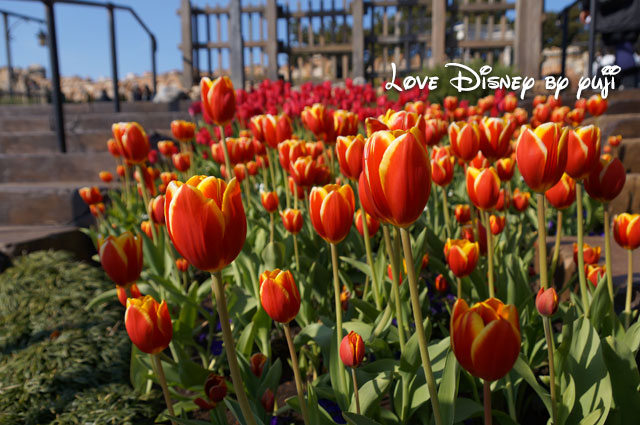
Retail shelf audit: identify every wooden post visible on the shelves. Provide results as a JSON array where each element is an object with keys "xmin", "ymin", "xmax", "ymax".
[
  {"xmin": 515, "ymin": 0, "xmax": 542, "ymax": 79},
  {"xmin": 431, "ymin": 0, "xmax": 446, "ymax": 65},
  {"xmin": 180, "ymin": 0, "xmax": 193, "ymax": 89},
  {"xmin": 352, "ymin": 0, "xmax": 364, "ymax": 80},
  {"xmin": 266, "ymin": 0, "xmax": 278, "ymax": 80},
  {"xmin": 229, "ymin": 0, "xmax": 245, "ymax": 89}
]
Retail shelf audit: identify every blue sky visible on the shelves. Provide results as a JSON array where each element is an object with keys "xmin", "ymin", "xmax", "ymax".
[{"xmin": 0, "ymin": 0, "xmax": 578, "ymax": 80}]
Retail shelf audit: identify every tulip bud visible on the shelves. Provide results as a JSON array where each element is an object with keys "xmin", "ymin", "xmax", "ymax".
[
  {"xmin": 112, "ymin": 122, "xmax": 150, "ymax": 164},
  {"xmin": 99, "ymin": 232, "xmax": 143, "ymax": 288},
  {"xmin": 201, "ymin": 76, "xmax": 236, "ymax": 126},
  {"xmin": 466, "ymin": 166, "xmax": 500, "ymax": 211},
  {"xmin": 172, "ymin": 152, "xmax": 191, "ymax": 172},
  {"xmin": 586, "ymin": 94, "xmax": 607, "ymax": 116},
  {"xmin": 280, "ymin": 208, "xmax": 303, "ymax": 234},
  {"xmin": 99, "ymin": 171, "xmax": 113, "ymax": 183},
  {"xmin": 454, "ymin": 204, "xmax": 471, "ymax": 224},
  {"xmin": 260, "ymin": 191, "xmax": 279, "ymax": 213},
  {"xmin": 444, "ymin": 239, "xmax": 480, "ymax": 278},
  {"xmin": 355, "ymin": 208, "xmax": 380, "ymax": 237},
  {"xmin": 148, "ymin": 195, "xmax": 165, "ymax": 224},
  {"xmin": 125, "ymin": 295, "xmax": 172, "ymax": 354},
  {"xmin": 309, "ymin": 184, "xmax": 355, "ymax": 244},
  {"xmin": 490, "ymin": 215, "xmax": 506, "ymax": 235},
  {"xmin": 511, "ymin": 189, "xmax": 531, "ymax": 212},
  {"xmin": 496, "ymin": 157, "xmax": 515, "ymax": 182},
  {"xmin": 117, "ymin": 165, "xmax": 125, "ymax": 177},
  {"xmin": 340, "ymin": 286, "xmax": 351, "ymax": 312},
  {"xmin": 608, "ymin": 135, "xmax": 622, "ymax": 147},
  {"xmin": 516, "ymin": 123, "xmax": 568, "ymax": 192},
  {"xmin": 431, "ymin": 146, "xmax": 456, "ymax": 187},
  {"xmin": 339, "ymin": 331, "xmax": 365, "ymax": 368},
  {"xmin": 566, "ymin": 125, "xmax": 601, "ymax": 181},
  {"xmin": 449, "ymin": 121, "xmax": 480, "ymax": 162},
  {"xmin": 175, "ymin": 258, "xmax": 189, "ymax": 272},
  {"xmin": 435, "ymin": 274, "xmax": 448, "ymax": 292},
  {"xmin": 261, "ymin": 388, "xmax": 275, "ymax": 413},
  {"xmin": 535, "ymin": 287, "xmax": 558, "ymax": 316},
  {"xmin": 259, "ymin": 269, "xmax": 300, "ymax": 323},
  {"xmin": 79, "ymin": 186, "xmax": 103, "ymax": 205},
  {"xmin": 586, "ymin": 264, "xmax": 606, "ymax": 287},
  {"xmin": 421, "ymin": 253, "xmax": 430, "ymax": 270},
  {"xmin": 336, "ymin": 134, "xmax": 365, "ymax": 180},
  {"xmin": 141, "ymin": 220, "xmax": 154, "ymax": 240},
  {"xmin": 90, "ymin": 202, "xmax": 105, "ymax": 217},
  {"xmin": 584, "ymin": 155, "xmax": 626, "ymax": 202},
  {"xmin": 573, "ymin": 243, "xmax": 601, "ymax": 266},
  {"xmin": 250, "ymin": 353, "xmax": 267, "ymax": 377},
  {"xmin": 613, "ymin": 213, "xmax": 640, "ymax": 250}
]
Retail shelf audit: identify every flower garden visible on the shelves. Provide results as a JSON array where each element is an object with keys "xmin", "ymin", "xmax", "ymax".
[{"xmin": 16, "ymin": 76, "xmax": 640, "ymax": 425}]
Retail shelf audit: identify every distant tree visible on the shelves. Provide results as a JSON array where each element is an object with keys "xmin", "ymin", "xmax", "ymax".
[{"xmin": 542, "ymin": 6, "xmax": 589, "ymax": 49}]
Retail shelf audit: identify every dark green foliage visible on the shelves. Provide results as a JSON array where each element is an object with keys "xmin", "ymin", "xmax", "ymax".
[{"xmin": 0, "ymin": 251, "xmax": 163, "ymax": 425}]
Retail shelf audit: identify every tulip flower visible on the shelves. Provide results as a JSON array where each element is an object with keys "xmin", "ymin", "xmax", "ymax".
[
  {"xmin": 361, "ymin": 128, "xmax": 431, "ymax": 227},
  {"xmin": 608, "ymin": 135, "xmax": 622, "ymax": 147},
  {"xmin": 175, "ymin": 258, "xmax": 189, "ymax": 272},
  {"xmin": 79, "ymin": 186, "xmax": 103, "ymax": 205},
  {"xmin": 334, "ymin": 109, "xmax": 359, "ymax": 137},
  {"xmin": 511, "ymin": 188, "xmax": 531, "ymax": 212},
  {"xmin": 444, "ymin": 239, "xmax": 480, "ymax": 278},
  {"xmin": 301, "ymin": 103, "xmax": 336, "ymax": 143},
  {"xmin": 567, "ymin": 108, "xmax": 585, "ymax": 126},
  {"xmin": 455, "ymin": 204, "xmax": 471, "ymax": 224},
  {"xmin": 261, "ymin": 389, "xmax": 275, "ymax": 413},
  {"xmin": 289, "ymin": 155, "xmax": 318, "ymax": 188},
  {"xmin": 450, "ymin": 298, "xmax": 521, "ymax": 382},
  {"xmin": 125, "ymin": 295, "xmax": 172, "ymax": 354},
  {"xmin": 259, "ymin": 269, "xmax": 300, "ymax": 323},
  {"xmin": 366, "ymin": 109, "xmax": 425, "ymax": 138},
  {"xmin": 260, "ymin": 191, "xmax": 279, "ymax": 213},
  {"xmin": 573, "ymin": 242, "xmax": 601, "ymax": 266},
  {"xmin": 309, "ymin": 184, "xmax": 355, "ymax": 244},
  {"xmin": 551, "ymin": 106, "xmax": 570, "ymax": 124},
  {"xmin": 536, "ymin": 287, "xmax": 558, "ymax": 316},
  {"xmin": 566, "ymin": 125, "xmax": 601, "ymax": 180},
  {"xmin": 424, "ymin": 118, "xmax": 446, "ymax": 146},
  {"xmin": 449, "ymin": 121, "xmax": 480, "ymax": 162},
  {"xmin": 335, "ymin": 134, "xmax": 365, "ymax": 180},
  {"xmin": 431, "ymin": 146, "xmax": 456, "ymax": 187},
  {"xmin": 158, "ymin": 141, "xmax": 177, "ymax": 157},
  {"xmin": 251, "ymin": 114, "xmax": 293, "ymax": 149},
  {"xmin": 160, "ymin": 171, "xmax": 178, "ymax": 186},
  {"xmin": 165, "ymin": 176, "xmax": 246, "ymax": 272},
  {"xmin": 494, "ymin": 189, "xmax": 510, "ymax": 212},
  {"xmin": 107, "ymin": 138, "xmax": 120, "ymax": 157},
  {"xmin": 584, "ymin": 155, "xmax": 626, "ymax": 202},
  {"xmin": 443, "ymin": 96, "xmax": 458, "ymax": 111},
  {"xmin": 516, "ymin": 122, "xmax": 568, "ymax": 192},
  {"xmin": 277, "ymin": 139, "xmax": 306, "ymax": 172},
  {"xmin": 435, "ymin": 274, "xmax": 449, "ymax": 292},
  {"xmin": 90, "ymin": 203, "xmax": 105, "ymax": 217},
  {"xmin": 478, "ymin": 117, "xmax": 515, "ymax": 161},
  {"xmin": 280, "ymin": 208, "xmax": 303, "ymax": 234},
  {"xmin": 586, "ymin": 94, "xmax": 607, "ymax": 116},
  {"xmin": 171, "ymin": 120, "xmax": 196, "ymax": 142},
  {"xmin": 201, "ymin": 76, "xmax": 236, "ymax": 126},
  {"xmin": 466, "ymin": 166, "xmax": 500, "ymax": 211},
  {"xmin": 490, "ymin": 215, "xmax": 506, "ymax": 235},
  {"xmin": 469, "ymin": 151, "xmax": 490, "ymax": 170},
  {"xmin": 496, "ymin": 157, "xmax": 515, "ymax": 182},
  {"xmin": 250, "ymin": 353, "xmax": 267, "ymax": 377},
  {"xmin": 195, "ymin": 374, "xmax": 228, "ymax": 410},
  {"xmin": 99, "ymin": 232, "xmax": 143, "ymax": 287},
  {"xmin": 112, "ymin": 122, "xmax": 150, "ymax": 164},
  {"xmin": 141, "ymin": 220, "xmax": 154, "ymax": 240},
  {"xmin": 533, "ymin": 103, "xmax": 551, "ymax": 123},
  {"xmin": 340, "ymin": 331, "xmax": 365, "ymax": 368},
  {"xmin": 355, "ymin": 208, "xmax": 379, "ymax": 237},
  {"xmin": 148, "ymin": 195, "xmax": 165, "ymax": 225},
  {"xmin": 586, "ymin": 264, "xmax": 606, "ymax": 287},
  {"xmin": 172, "ymin": 153, "xmax": 191, "ymax": 172},
  {"xmin": 99, "ymin": 171, "xmax": 113, "ymax": 183},
  {"xmin": 545, "ymin": 173, "xmax": 576, "ymax": 210},
  {"xmin": 613, "ymin": 213, "xmax": 640, "ymax": 250},
  {"xmin": 117, "ymin": 283, "xmax": 141, "ymax": 307}
]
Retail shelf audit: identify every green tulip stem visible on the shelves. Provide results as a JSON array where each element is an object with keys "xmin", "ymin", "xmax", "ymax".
[
  {"xmin": 267, "ymin": 149, "xmax": 278, "ymax": 199},
  {"xmin": 294, "ymin": 182, "xmax": 299, "ymax": 210},
  {"xmin": 441, "ymin": 186, "xmax": 452, "ymax": 238},
  {"xmin": 604, "ymin": 205, "xmax": 615, "ymax": 305},
  {"xmin": 352, "ymin": 368, "xmax": 361, "ymax": 415},
  {"xmin": 383, "ymin": 226, "xmax": 406, "ymax": 351},
  {"xmin": 269, "ymin": 212, "xmax": 275, "ymax": 244},
  {"xmin": 136, "ymin": 165, "xmax": 158, "ymax": 246},
  {"xmin": 483, "ymin": 380, "xmax": 492, "ymax": 425},
  {"xmin": 283, "ymin": 323, "xmax": 310, "ymax": 425},
  {"xmin": 400, "ymin": 227, "xmax": 443, "ymax": 425},
  {"xmin": 121, "ymin": 159, "xmax": 131, "ymax": 208},
  {"xmin": 359, "ymin": 196, "xmax": 382, "ymax": 309},
  {"xmin": 483, "ymin": 211, "xmax": 495, "ymax": 298},
  {"xmin": 505, "ymin": 374, "xmax": 517, "ymax": 421},
  {"xmin": 218, "ymin": 125, "xmax": 234, "ymax": 181},
  {"xmin": 293, "ymin": 234, "xmax": 301, "ymax": 272},
  {"xmin": 330, "ymin": 243, "xmax": 348, "ymax": 394},
  {"xmin": 152, "ymin": 354, "xmax": 177, "ymax": 425},
  {"xmin": 549, "ymin": 210, "xmax": 563, "ymax": 280},
  {"xmin": 210, "ymin": 271, "xmax": 257, "ymax": 425},
  {"xmin": 536, "ymin": 194, "xmax": 549, "ymax": 290},
  {"xmin": 625, "ymin": 249, "xmax": 633, "ymax": 329},
  {"xmin": 457, "ymin": 277, "xmax": 463, "ymax": 300},
  {"xmin": 575, "ymin": 184, "xmax": 591, "ymax": 316},
  {"xmin": 543, "ymin": 316, "xmax": 558, "ymax": 425}
]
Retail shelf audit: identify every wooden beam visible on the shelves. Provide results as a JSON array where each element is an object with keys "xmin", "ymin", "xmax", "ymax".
[
  {"xmin": 515, "ymin": 0, "xmax": 542, "ymax": 79},
  {"xmin": 228, "ymin": 0, "xmax": 245, "ymax": 88},
  {"xmin": 179, "ymin": 0, "xmax": 193, "ymax": 89},
  {"xmin": 458, "ymin": 3, "xmax": 515, "ymax": 13},
  {"xmin": 431, "ymin": 0, "xmax": 446, "ymax": 64},
  {"xmin": 352, "ymin": 0, "xmax": 364, "ymax": 79},
  {"xmin": 290, "ymin": 44, "xmax": 352, "ymax": 54},
  {"xmin": 266, "ymin": 0, "xmax": 278, "ymax": 80}
]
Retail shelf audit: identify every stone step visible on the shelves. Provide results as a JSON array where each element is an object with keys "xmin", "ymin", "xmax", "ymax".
[
  {"xmin": 0, "ymin": 128, "xmax": 171, "ymax": 154},
  {"xmin": 609, "ymin": 173, "xmax": 640, "ymax": 216},
  {"xmin": 0, "ymin": 153, "xmax": 116, "ymax": 183},
  {"xmin": 584, "ymin": 113, "xmax": 640, "ymax": 140},
  {"xmin": 64, "ymin": 111, "xmax": 190, "ymax": 132},
  {"xmin": 0, "ymin": 116, "xmax": 51, "ymax": 132},
  {"xmin": 0, "ymin": 225, "xmax": 96, "ymax": 266},
  {"xmin": 617, "ymin": 137, "xmax": 640, "ymax": 174},
  {"xmin": 0, "ymin": 182, "xmax": 113, "ymax": 226},
  {"xmin": 0, "ymin": 100, "xmax": 191, "ymax": 117}
]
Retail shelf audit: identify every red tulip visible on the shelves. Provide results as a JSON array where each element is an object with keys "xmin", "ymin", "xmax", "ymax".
[
  {"xmin": 586, "ymin": 94, "xmax": 607, "ymax": 116},
  {"xmin": 535, "ymin": 287, "xmax": 558, "ymax": 316},
  {"xmin": 278, "ymin": 139, "xmax": 307, "ymax": 172},
  {"xmin": 250, "ymin": 353, "xmax": 267, "ymax": 377},
  {"xmin": 444, "ymin": 239, "xmax": 480, "ymax": 278},
  {"xmin": 454, "ymin": 204, "xmax": 471, "ymax": 224},
  {"xmin": 355, "ymin": 208, "xmax": 380, "ymax": 237},
  {"xmin": 201, "ymin": 76, "xmax": 236, "ymax": 126},
  {"xmin": 584, "ymin": 155, "xmax": 626, "ymax": 202},
  {"xmin": 545, "ymin": 173, "xmax": 576, "ymax": 210},
  {"xmin": 112, "ymin": 122, "xmax": 150, "ymax": 164},
  {"xmin": 309, "ymin": 184, "xmax": 355, "ymax": 244},
  {"xmin": 512, "ymin": 188, "xmax": 531, "ymax": 212},
  {"xmin": 478, "ymin": 117, "xmax": 515, "ymax": 161},
  {"xmin": 573, "ymin": 242, "xmax": 601, "ymax": 265},
  {"xmin": 99, "ymin": 232, "xmax": 143, "ymax": 288},
  {"xmin": 431, "ymin": 146, "xmax": 456, "ymax": 187},
  {"xmin": 171, "ymin": 120, "xmax": 196, "ymax": 142},
  {"xmin": 335, "ymin": 134, "xmax": 365, "ymax": 180},
  {"xmin": 259, "ymin": 269, "xmax": 300, "ymax": 323},
  {"xmin": 172, "ymin": 152, "xmax": 191, "ymax": 172},
  {"xmin": 490, "ymin": 215, "xmax": 506, "ymax": 235},
  {"xmin": 613, "ymin": 213, "xmax": 640, "ymax": 250},
  {"xmin": 339, "ymin": 331, "xmax": 365, "ymax": 368},
  {"xmin": 586, "ymin": 264, "xmax": 606, "ymax": 287},
  {"xmin": 516, "ymin": 122, "xmax": 568, "ymax": 192},
  {"xmin": 148, "ymin": 195, "xmax": 165, "ymax": 224},
  {"xmin": 449, "ymin": 121, "xmax": 480, "ymax": 162},
  {"xmin": 125, "ymin": 295, "xmax": 172, "ymax": 354},
  {"xmin": 466, "ymin": 166, "xmax": 500, "ymax": 211},
  {"xmin": 566, "ymin": 125, "xmax": 601, "ymax": 180},
  {"xmin": 117, "ymin": 283, "xmax": 141, "ymax": 307},
  {"xmin": 280, "ymin": 208, "xmax": 303, "ymax": 234},
  {"xmin": 261, "ymin": 191, "xmax": 279, "ymax": 213},
  {"xmin": 79, "ymin": 186, "xmax": 103, "ymax": 205}
]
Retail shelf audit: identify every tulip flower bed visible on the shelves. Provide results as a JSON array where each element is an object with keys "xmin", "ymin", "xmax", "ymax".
[{"xmin": 77, "ymin": 75, "xmax": 640, "ymax": 425}]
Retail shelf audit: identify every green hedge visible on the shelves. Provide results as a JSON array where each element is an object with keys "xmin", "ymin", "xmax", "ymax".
[{"xmin": 0, "ymin": 251, "xmax": 163, "ymax": 425}]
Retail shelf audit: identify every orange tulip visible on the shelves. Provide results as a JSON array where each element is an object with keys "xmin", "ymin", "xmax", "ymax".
[
  {"xmin": 444, "ymin": 239, "xmax": 480, "ymax": 278},
  {"xmin": 551, "ymin": 106, "xmax": 570, "ymax": 124},
  {"xmin": 405, "ymin": 100, "xmax": 428, "ymax": 115},
  {"xmin": 443, "ymin": 96, "xmax": 458, "ymax": 111},
  {"xmin": 158, "ymin": 140, "xmax": 177, "ymax": 156},
  {"xmin": 117, "ymin": 165, "xmax": 126, "ymax": 177},
  {"xmin": 340, "ymin": 285, "xmax": 351, "ymax": 311},
  {"xmin": 586, "ymin": 264, "xmax": 606, "ymax": 287},
  {"xmin": 117, "ymin": 283, "xmax": 141, "ymax": 307},
  {"xmin": 287, "ymin": 176, "xmax": 306, "ymax": 200},
  {"xmin": 454, "ymin": 204, "xmax": 471, "ymax": 224},
  {"xmin": 355, "ymin": 208, "xmax": 380, "ymax": 237},
  {"xmin": 99, "ymin": 171, "xmax": 113, "ymax": 183},
  {"xmin": 586, "ymin": 94, "xmax": 607, "ymax": 116},
  {"xmin": 511, "ymin": 188, "xmax": 531, "ymax": 212},
  {"xmin": 250, "ymin": 353, "xmax": 267, "ymax": 377},
  {"xmin": 366, "ymin": 109, "xmax": 425, "ymax": 138},
  {"xmin": 278, "ymin": 139, "xmax": 307, "ymax": 172},
  {"xmin": 141, "ymin": 220, "xmax": 154, "ymax": 240},
  {"xmin": 494, "ymin": 188, "xmax": 510, "ymax": 212},
  {"xmin": 79, "ymin": 186, "xmax": 103, "ymax": 205},
  {"xmin": 567, "ymin": 108, "xmax": 585, "ymax": 126},
  {"xmin": 545, "ymin": 173, "xmax": 576, "ymax": 210},
  {"xmin": 165, "ymin": 176, "xmax": 246, "ymax": 272},
  {"xmin": 260, "ymin": 191, "xmax": 279, "ymax": 213},
  {"xmin": 289, "ymin": 156, "xmax": 318, "ymax": 188},
  {"xmin": 309, "ymin": 184, "xmax": 355, "ymax": 244},
  {"xmin": 533, "ymin": 103, "xmax": 551, "ymax": 123},
  {"xmin": 533, "ymin": 95, "xmax": 547, "ymax": 107},
  {"xmin": 435, "ymin": 274, "xmax": 449, "ymax": 292},
  {"xmin": 478, "ymin": 117, "xmax": 515, "ymax": 161},
  {"xmin": 125, "ymin": 295, "xmax": 172, "ymax": 354},
  {"xmin": 175, "ymin": 258, "xmax": 189, "ymax": 272},
  {"xmin": 566, "ymin": 125, "xmax": 601, "ymax": 180},
  {"xmin": 107, "ymin": 138, "xmax": 120, "ymax": 157},
  {"xmin": 503, "ymin": 93, "xmax": 517, "ymax": 112},
  {"xmin": 573, "ymin": 242, "xmax": 601, "ymax": 266},
  {"xmin": 339, "ymin": 331, "xmax": 365, "ymax": 368},
  {"xmin": 250, "ymin": 114, "xmax": 293, "ymax": 149},
  {"xmin": 172, "ymin": 153, "xmax": 191, "ymax": 172},
  {"xmin": 171, "ymin": 120, "xmax": 196, "ymax": 142},
  {"xmin": 160, "ymin": 171, "xmax": 178, "ymax": 186},
  {"xmin": 536, "ymin": 287, "xmax": 558, "ymax": 316},
  {"xmin": 134, "ymin": 166, "xmax": 157, "ymax": 197},
  {"xmin": 259, "ymin": 269, "xmax": 300, "ymax": 323},
  {"xmin": 361, "ymin": 128, "xmax": 431, "ymax": 227},
  {"xmin": 334, "ymin": 109, "xmax": 359, "ymax": 137},
  {"xmin": 148, "ymin": 195, "xmax": 165, "ymax": 224},
  {"xmin": 335, "ymin": 134, "xmax": 365, "ymax": 180},
  {"xmin": 516, "ymin": 122, "xmax": 568, "ymax": 192},
  {"xmin": 584, "ymin": 155, "xmax": 626, "ymax": 202},
  {"xmin": 613, "ymin": 213, "xmax": 640, "ymax": 250},
  {"xmin": 450, "ymin": 298, "xmax": 521, "ymax": 381},
  {"xmin": 448, "ymin": 121, "xmax": 480, "ymax": 162},
  {"xmin": 90, "ymin": 202, "xmax": 105, "ymax": 217},
  {"xmin": 608, "ymin": 135, "xmax": 622, "ymax": 147},
  {"xmin": 301, "ymin": 104, "xmax": 336, "ymax": 143},
  {"xmin": 490, "ymin": 215, "xmax": 506, "ymax": 235},
  {"xmin": 246, "ymin": 160, "xmax": 259, "ymax": 176},
  {"xmin": 99, "ymin": 232, "xmax": 143, "ymax": 287},
  {"xmin": 466, "ymin": 166, "xmax": 500, "ymax": 211},
  {"xmin": 112, "ymin": 122, "xmax": 150, "ymax": 164},
  {"xmin": 201, "ymin": 76, "xmax": 236, "ymax": 126},
  {"xmin": 496, "ymin": 157, "xmax": 515, "ymax": 182},
  {"xmin": 280, "ymin": 208, "xmax": 303, "ymax": 234},
  {"xmin": 469, "ymin": 151, "xmax": 490, "ymax": 170},
  {"xmin": 431, "ymin": 146, "xmax": 456, "ymax": 187}
]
